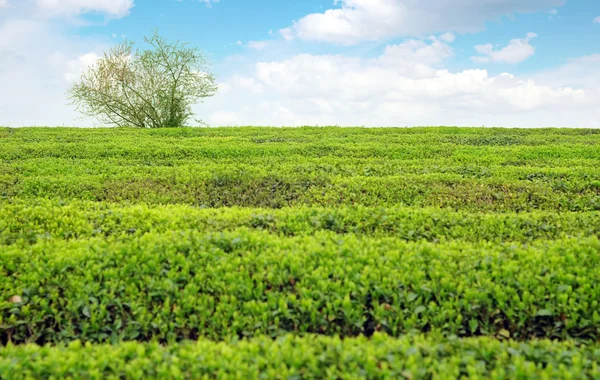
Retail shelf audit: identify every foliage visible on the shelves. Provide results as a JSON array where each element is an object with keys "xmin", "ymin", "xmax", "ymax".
[
  {"xmin": 1, "ymin": 127, "xmax": 599, "ymax": 210},
  {"xmin": 2, "ymin": 127, "xmax": 600, "ymax": 375},
  {"xmin": 2, "ymin": 334, "xmax": 600, "ymax": 379},
  {"xmin": 67, "ymin": 31, "xmax": 217, "ymax": 128},
  {"xmin": 2, "ymin": 200, "xmax": 600, "ymax": 246},
  {"xmin": 2, "ymin": 231, "xmax": 600, "ymax": 343}
]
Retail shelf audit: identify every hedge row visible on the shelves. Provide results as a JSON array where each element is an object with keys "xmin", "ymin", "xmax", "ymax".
[
  {"xmin": 5, "ymin": 155, "xmax": 600, "ymax": 180},
  {"xmin": 2, "ymin": 128, "xmax": 600, "ymax": 210},
  {"xmin": 2, "ymin": 201, "xmax": 600, "ymax": 246},
  {"xmin": 2, "ymin": 174, "xmax": 600, "ymax": 211},
  {"xmin": 2, "ymin": 231, "xmax": 599, "ymax": 343},
  {"xmin": 1, "ymin": 334, "xmax": 599, "ymax": 379},
  {"xmin": 2, "ymin": 127, "xmax": 600, "ymax": 162}
]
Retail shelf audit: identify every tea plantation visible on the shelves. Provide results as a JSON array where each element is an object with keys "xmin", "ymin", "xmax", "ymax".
[{"xmin": 1, "ymin": 127, "xmax": 600, "ymax": 378}]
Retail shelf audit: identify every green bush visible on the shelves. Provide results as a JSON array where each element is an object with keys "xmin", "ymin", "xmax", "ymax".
[
  {"xmin": 2, "ymin": 200, "xmax": 600, "ymax": 246},
  {"xmin": 1, "ymin": 334, "xmax": 599, "ymax": 379},
  {"xmin": 3, "ymin": 127, "xmax": 600, "ymax": 376},
  {"xmin": 1, "ymin": 127, "xmax": 599, "ymax": 211},
  {"xmin": 2, "ymin": 232, "xmax": 600, "ymax": 344}
]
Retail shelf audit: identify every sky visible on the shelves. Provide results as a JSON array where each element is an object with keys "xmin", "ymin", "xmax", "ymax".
[{"xmin": 0, "ymin": 0, "xmax": 599, "ymax": 127}]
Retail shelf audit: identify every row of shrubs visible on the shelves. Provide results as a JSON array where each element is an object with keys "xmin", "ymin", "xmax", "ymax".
[
  {"xmin": 2, "ymin": 201, "xmax": 600, "ymax": 246},
  {"xmin": 4, "ymin": 154, "xmax": 600, "ymax": 181},
  {"xmin": 2, "ymin": 126, "xmax": 600, "ymax": 161},
  {"xmin": 2, "ymin": 128, "xmax": 600, "ymax": 210},
  {"xmin": 2, "ymin": 174, "xmax": 600, "ymax": 211},
  {"xmin": 3, "ymin": 231, "xmax": 599, "ymax": 343},
  {"xmin": 1, "ymin": 334, "xmax": 599, "ymax": 379}
]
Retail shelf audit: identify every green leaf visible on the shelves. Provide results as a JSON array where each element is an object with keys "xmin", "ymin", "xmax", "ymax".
[
  {"xmin": 407, "ymin": 293, "xmax": 418, "ymax": 302},
  {"xmin": 535, "ymin": 309, "xmax": 553, "ymax": 317}
]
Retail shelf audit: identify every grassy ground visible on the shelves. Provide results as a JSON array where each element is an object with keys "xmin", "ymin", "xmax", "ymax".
[{"xmin": 1, "ymin": 127, "xmax": 600, "ymax": 378}]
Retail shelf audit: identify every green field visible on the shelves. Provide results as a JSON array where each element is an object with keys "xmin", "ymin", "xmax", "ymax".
[{"xmin": 2, "ymin": 127, "xmax": 600, "ymax": 378}]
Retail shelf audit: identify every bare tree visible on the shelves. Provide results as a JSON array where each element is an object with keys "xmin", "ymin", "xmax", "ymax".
[{"xmin": 68, "ymin": 30, "xmax": 218, "ymax": 128}]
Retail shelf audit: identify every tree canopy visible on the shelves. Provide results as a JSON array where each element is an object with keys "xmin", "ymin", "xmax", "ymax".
[{"xmin": 69, "ymin": 31, "xmax": 218, "ymax": 128}]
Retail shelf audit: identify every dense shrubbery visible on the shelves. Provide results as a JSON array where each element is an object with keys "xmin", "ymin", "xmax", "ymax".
[
  {"xmin": 2, "ymin": 232, "xmax": 600, "ymax": 343},
  {"xmin": 2, "ymin": 201, "xmax": 600, "ymax": 245},
  {"xmin": 1, "ymin": 127, "xmax": 599, "ymax": 210},
  {"xmin": 2, "ymin": 334, "xmax": 599, "ymax": 379},
  {"xmin": 2, "ymin": 127, "xmax": 600, "ymax": 376}
]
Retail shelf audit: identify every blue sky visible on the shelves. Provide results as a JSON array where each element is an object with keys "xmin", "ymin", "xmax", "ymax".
[{"xmin": 1, "ymin": 0, "xmax": 599, "ymax": 127}]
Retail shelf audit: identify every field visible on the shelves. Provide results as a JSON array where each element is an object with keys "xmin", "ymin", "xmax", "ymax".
[{"xmin": 1, "ymin": 126, "xmax": 600, "ymax": 378}]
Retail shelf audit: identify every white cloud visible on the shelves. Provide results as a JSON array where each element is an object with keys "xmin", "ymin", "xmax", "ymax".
[
  {"xmin": 594, "ymin": 16, "xmax": 600, "ymax": 24},
  {"xmin": 217, "ymin": 82, "xmax": 232, "ymax": 94},
  {"xmin": 247, "ymin": 40, "xmax": 270, "ymax": 50},
  {"xmin": 36, "ymin": 0, "xmax": 134, "ymax": 18},
  {"xmin": 209, "ymin": 111, "xmax": 240, "ymax": 125},
  {"xmin": 252, "ymin": 51, "xmax": 576, "ymax": 107},
  {"xmin": 471, "ymin": 33, "xmax": 538, "ymax": 64},
  {"xmin": 280, "ymin": 0, "xmax": 564, "ymax": 44},
  {"xmin": 1, "ymin": 0, "xmax": 597, "ymax": 129},
  {"xmin": 532, "ymin": 54, "xmax": 600, "ymax": 89},
  {"xmin": 63, "ymin": 52, "xmax": 100, "ymax": 82},
  {"xmin": 0, "ymin": 0, "xmax": 137, "ymax": 126},
  {"xmin": 229, "ymin": 75, "xmax": 264, "ymax": 93},
  {"xmin": 0, "ymin": 18, "xmax": 108, "ymax": 126},
  {"xmin": 0, "ymin": 0, "xmax": 8, "ymax": 8},
  {"xmin": 200, "ymin": 36, "xmax": 596, "ymax": 128},
  {"xmin": 380, "ymin": 36, "xmax": 454, "ymax": 65},
  {"xmin": 199, "ymin": 0, "xmax": 220, "ymax": 7},
  {"xmin": 438, "ymin": 33, "xmax": 456, "ymax": 43}
]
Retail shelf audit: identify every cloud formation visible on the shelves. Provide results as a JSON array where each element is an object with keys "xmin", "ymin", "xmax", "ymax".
[
  {"xmin": 280, "ymin": 0, "xmax": 564, "ymax": 44},
  {"xmin": 0, "ymin": 18, "xmax": 106, "ymax": 126},
  {"xmin": 36, "ymin": 0, "xmax": 134, "ymax": 19},
  {"xmin": 1, "ymin": 0, "xmax": 598, "ymax": 129},
  {"xmin": 205, "ymin": 36, "xmax": 596, "ymax": 128},
  {"xmin": 471, "ymin": 33, "xmax": 538, "ymax": 64},
  {"xmin": 247, "ymin": 40, "xmax": 270, "ymax": 50}
]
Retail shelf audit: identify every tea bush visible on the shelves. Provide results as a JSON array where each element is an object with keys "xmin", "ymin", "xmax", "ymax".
[
  {"xmin": 2, "ymin": 127, "xmax": 600, "ymax": 376},
  {"xmin": 2, "ymin": 232, "xmax": 600, "ymax": 344},
  {"xmin": 2, "ymin": 334, "xmax": 599, "ymax": 379}
]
